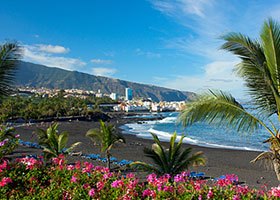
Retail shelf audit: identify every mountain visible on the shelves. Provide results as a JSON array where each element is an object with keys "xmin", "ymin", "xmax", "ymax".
[{"xmin": 15, "ymin": 61, "xmax": 195, "ymax": 102}]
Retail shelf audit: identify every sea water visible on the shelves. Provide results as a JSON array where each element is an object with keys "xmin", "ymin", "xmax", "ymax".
[{"xmin": 120, "ymin": 112, "xmax": 273, "ymax": 152}]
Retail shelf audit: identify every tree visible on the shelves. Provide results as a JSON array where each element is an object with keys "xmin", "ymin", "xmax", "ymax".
[
  {"xmin": 0, "ymin": 42, "xmax": 22, "ymax": 98},
  {"xmin": 179, "ymin": 18, "xmax": 280, "ymax": 180},
  {"xmin": 86, "ymin": 120, "xmax": 125, "ymax": 170},
  {"xmin": 36, "ymin": 123, "xmax": 81, "ymax": 160},
  {"xmin": 130, "ymin": 132, "xmax": 205, "ymax": 176}
]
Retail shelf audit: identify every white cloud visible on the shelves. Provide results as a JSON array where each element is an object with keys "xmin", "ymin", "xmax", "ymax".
[
  {"xmin": 23, "ymin": 45, "xmax": 86, "ymax": 71},
  {"xmin": 37, "ymin": 44, "xmax": 70, "ymax": 54},
  {"xmin": 91, "ymin": 59, "xmax": 113, "ymax": 65},
  {"xmin": 151, "ymin": 0, "xmax": 214, "ymax": 19},
  {"xmin": 92, "ymin": 67, "xmax": 117, "ymax": 77},
  {"xmin": 136, "ymin": 48, "xmax": 161, "ymax": 58},
  {"xmin": 149, "ymin": 0, "xmax": 280, "ymax": 98},
  {"xmin": 159, "ymin": 60, "xmax": 245, "ymax": 98}
]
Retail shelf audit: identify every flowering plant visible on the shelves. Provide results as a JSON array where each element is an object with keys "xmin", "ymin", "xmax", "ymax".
[
  {"xmin": 0, "ymin": 126, "xmax": 19, "ymax": 159},
  {"xmin": 0, "ymin": 155, "xmax": 279, "ymax": 199}
]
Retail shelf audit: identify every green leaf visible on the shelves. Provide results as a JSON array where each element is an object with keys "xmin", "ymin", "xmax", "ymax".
[{"xmin": 179, "ymin": 90, "xmax": 271, "ymax": 135}]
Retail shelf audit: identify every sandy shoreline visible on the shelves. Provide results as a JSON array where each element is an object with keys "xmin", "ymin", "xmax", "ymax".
[{"xmin": 11, "ymin": 115, "xmax": 279, "ymax": 188}]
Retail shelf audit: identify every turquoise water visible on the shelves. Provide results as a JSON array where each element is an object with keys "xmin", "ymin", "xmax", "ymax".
[{"xmin": 120, "ymin": 112, "xmax": 272, "ymax": 151}]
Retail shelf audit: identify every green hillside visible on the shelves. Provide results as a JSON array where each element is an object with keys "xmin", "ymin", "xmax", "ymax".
[{"xmin": 15, "ymin": 62, "xmax": 195, "ymax": 102}]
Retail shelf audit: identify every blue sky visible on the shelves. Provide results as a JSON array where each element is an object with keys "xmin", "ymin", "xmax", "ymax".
[{"xmin": 1, "ymin": 0, "xmax": 280, "ymax": 98}]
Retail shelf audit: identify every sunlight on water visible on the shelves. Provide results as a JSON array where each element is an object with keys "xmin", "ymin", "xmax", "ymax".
[{"xmin": 120, "ymin": 112, "xmax": 273, "ymax": 152}]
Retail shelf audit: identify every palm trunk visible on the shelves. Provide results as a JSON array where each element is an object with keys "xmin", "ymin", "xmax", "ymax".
[
  {"xmin": 273, "ymin": 159, "xmax": 280, "ymax": 181},
  {"xmin": 106, "ymin": 150, "xmax": 111, "ymax": 170}
]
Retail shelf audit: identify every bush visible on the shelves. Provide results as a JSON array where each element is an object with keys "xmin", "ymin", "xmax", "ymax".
[
  {"xmin": 0, "ymin": 126, "xmax": 19, "ymax": 159},
  {"xmin": 0, "ymin": 156, "xmax": 279, "ymax": 199}
]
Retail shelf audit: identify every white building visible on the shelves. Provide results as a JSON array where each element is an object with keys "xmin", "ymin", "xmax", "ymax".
[{"xmin": 110, "ymin": 93, "xmax": 118, "ymax": 100}]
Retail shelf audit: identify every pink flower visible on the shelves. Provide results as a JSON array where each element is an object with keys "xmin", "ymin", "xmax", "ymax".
[
  {"xmin": 126, "ymin": 173, "xmax": 135, "ymax": 179},
  {"xmin": 71, "ymin": 175, "xmax": 77, "ymax": 183},
  {"xmin": 0, "ymin": 177, "xmax": 12, "ymax": 187},
  {"xmin": 194, "ymin": 182, "xmax": 202, "ymax": 191},
  {"xmin": 82, "ymin": 162, "xmax": 94, "ymax": 173},
  {"xmin": 83, "ymin": 183, "xmax": 90, "ymax": 189},
  {"xmin": 103, "ymin": 172, "xmax": 113, "ymax": 180},
  {"xmin": 147, "ymin": 173, "xmax": 157, "ymax": 183},
  {"xmin": 142, "ymin": 189, "xmax": 156, "ymax": 198},
  {"xmin": 207, "ymin": 188, "xmax": 214, "ymax": 199},
  {"xmin": 174, "ymin": 174, "xmax": 184, "ymax": 182},
  {"xmin": 75, "ymin": 161, "xmax": 81, "ymax": 169},
  {"xmin": 163, "ymin": 185, "xmax": 174, "ymax": 193},
  {"xmin": 95, "ymin": 165, "xmax": 109, "ymax": 173},
  {"xmin": 67, "ymin": 165, "xmax": 75, "ymax": 170},
  {"xmin": 0, "ymin": 139, "xmax": 8, "ymax": 147},
  {"xmin": 88, "ymin": 188, "xmax": 95, "ymax": 197},
  {"xmin": 270, "ymin": 185, "xmax": 280, "ymax": 197},
  {"xmin": 15, "ymin": 134, "xmax": 20, "ymax": 138},
  {"xmin": 233, "ymin": 194, "xmax": 240, "ymax": 200},
  {"xmin": 217, "ymin": 174, "xmax": 239, "ymax": 187},
  {"xmin": 0, "ymin": 160, "xmax": 8, "ymax": 172},
  {"xmin": 237, "ymin": 185, "xmax": 249, "ymax": 195},
  {"xmin": 122, "ymin": 194, "xmax": 132, "ymax": 200},
  {"xmin": 97, "ymin": 181, "xmax": 104, "ymax": 191},
  {"xmin": 127, "ymin": 180, "xmax": 138, "ymax": 189},
  {"xmin": 52, "ymin": 154, "xmax": 65, "ymax": 168},
  {"xmin": 111, "ymin": 180, "xmax": 124, "ymax": 188},
  {"xmin": 17, "ymin": 157, "xmax": 42, "ymax": 170}
]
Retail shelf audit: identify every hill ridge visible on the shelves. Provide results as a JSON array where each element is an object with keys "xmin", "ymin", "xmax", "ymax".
[{"xmin": 15, "ymin": 61, "xmax": 195, "ymax": 102}]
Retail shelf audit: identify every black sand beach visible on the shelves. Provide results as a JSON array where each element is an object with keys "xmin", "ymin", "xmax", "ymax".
[{"xmin": 11, "ymin": 116, "xmax": 279, "ymax": 188}]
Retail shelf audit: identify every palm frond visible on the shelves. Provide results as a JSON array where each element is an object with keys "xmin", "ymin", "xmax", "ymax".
[
  {"xmin": 0, "ymin": 42, "xmax": 22, "ymax": 97},
  {"xmin": 221, "ymin": 32, "xmax": 277, "ymax": 116},
  {"xmin": 86, "ymin": 128, "xmax": 102, "ymax": 143},
  {"xmin": 64, "ymin": 142, "xmax": 81, "ymax": 154},
  {"xmin": 143, "ymin": 146, "xmax": 166, "ymax": 173},
  {"xmin": 179, "ymin": 90, "xmax": 273, "ymax": 136},
  {"xmin": 251, "ymin": 151, "xmax": 274, "ymax": 170},
  {"xmin": 133, "ymin": 132, "xmax": 205, "ymax": 176},
  {"xmin": 58, "ymin": 131, "xmax": 69, "ymax": 151},
  {"xmin": 261, "ymin": 18, "xmax": 280, "ymax": 90},
  {"xmin": 173, "ymin": 150, "xmax": 205, "ymax": 173},
  {"xmin": 130, "ymin": 161, "xmax": 160, "ymax": 174},
  {"xmin": 150, "ymin": 133, "xmax": 168, "ymax": 170},
  {"xmin": 36, "ymin": 123, "xmax": 80, "ymax": 159},
  {"xmin": 168, "ymin": 132, "xmax": 177, "ymax": 163}
]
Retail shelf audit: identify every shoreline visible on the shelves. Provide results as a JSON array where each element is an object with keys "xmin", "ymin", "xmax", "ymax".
[{"xmin": 11, "ymin": 114, "xmax": 280, "ymax": 188}]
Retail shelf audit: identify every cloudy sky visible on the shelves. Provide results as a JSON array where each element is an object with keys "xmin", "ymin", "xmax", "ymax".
[{"xmin": 1, "ymin": 0, "xmax": 280, "ymax": 98}]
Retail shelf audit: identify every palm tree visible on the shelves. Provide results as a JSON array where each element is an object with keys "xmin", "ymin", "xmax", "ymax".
[
  {"xmin": 130, "ymin": 132, "xmax": 205, "ymax": 176},
  {"xmin": 36, "ymin": 123, "xmax": 81, "ymax": 160},
  {"xmin": 179, "ymin": 18, "xmax": 280, "ymax": 180},
  {"xmin": 86, "ymin": 120, "xmax": 125, "ymax": 170},
  {"xmin": 0, "ymin": 42, "xmax": 22, "ymax": 98}
]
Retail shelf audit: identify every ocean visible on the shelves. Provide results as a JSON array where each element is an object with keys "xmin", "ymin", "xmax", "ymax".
[{"xmin": 120, "ymin": 112, "xmax": 273, "ymax": 152}]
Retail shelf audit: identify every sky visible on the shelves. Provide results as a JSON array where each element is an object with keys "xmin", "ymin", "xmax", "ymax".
[{"xmin": 1, "ymin": 0, "xmax": 280, "ymax": 98}]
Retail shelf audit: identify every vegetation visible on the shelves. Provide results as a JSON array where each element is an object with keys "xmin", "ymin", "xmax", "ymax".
[
  {"xmin": 0, "ymin": 126, "xmax": 19, "ymax": 159},
  {"xmin": 0, "ymin": 42, "xmax": 22, "ymax": 99},
  {"xmin": 36, "ymin": 123, "xmax": 81, "ymax": 160},
  {"xmin": 0, "ymin": 156, "xmax": 279, "ymax": 199},
  {"xmin": 131, "ymin": 132, "xmax": 205, "ymax": 176},
  {"xmin": 0, "ymin": 95, "xmax": 115, "ymax": 122},
  {"xmin": 86, "ymin": 120, "xmax": 125, "ymax": 169},
  {"xmin": 16, "ymin": 61, "xmax": 194, "ymax": 102},
  {"xmin": 179, "ymin": 18, "xmax": 280, "ymax": 180}
]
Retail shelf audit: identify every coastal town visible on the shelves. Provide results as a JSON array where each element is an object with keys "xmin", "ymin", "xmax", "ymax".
[{"xmin": 18, "ymin": 86, "xmax": 186, "ymax": 113}]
